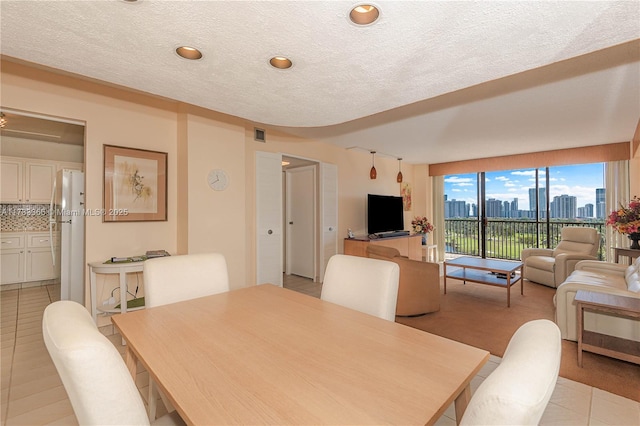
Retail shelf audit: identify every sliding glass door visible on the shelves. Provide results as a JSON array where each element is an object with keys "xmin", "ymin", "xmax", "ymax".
[{"xmin": 444, "ymin": 163, "xmax": 605, "ymax": 260}]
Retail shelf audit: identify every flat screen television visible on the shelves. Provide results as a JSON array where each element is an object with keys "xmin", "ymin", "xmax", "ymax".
[{"xmin": 367, "ymin": 194, "xmax": 404, "ymax": 235}]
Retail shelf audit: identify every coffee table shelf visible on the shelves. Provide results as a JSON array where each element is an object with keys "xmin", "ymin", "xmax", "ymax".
[
  {"xmin": 444, "ymin": 257, "xmax": 524, "ymax": 307},
  {"xmin": 446, "ymin": 268, "xmax": 519, "ymax": 288}
]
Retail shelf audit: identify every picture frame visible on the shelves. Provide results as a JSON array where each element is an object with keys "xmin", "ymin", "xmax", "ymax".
[
  {"xmin": 103, "ymin": 144, "xmax": 167, "ymax": 222},
  {"xmin": 401, "ymin": 182, "xmax": 412, "ymax": 211}
]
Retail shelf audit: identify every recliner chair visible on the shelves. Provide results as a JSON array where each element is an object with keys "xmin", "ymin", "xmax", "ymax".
[
  {"xmin": 521, "ymin": 226, "xmax": 600, "ymax": 288},
  {"xmin": 366, "ymin": 245, "xmax": 440, "ymax": 316}
]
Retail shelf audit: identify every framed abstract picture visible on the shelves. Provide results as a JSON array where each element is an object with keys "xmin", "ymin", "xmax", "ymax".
[
  {"xmin": 103, "ymin": 145, "xmax": 167, "ymax": 222},
  {"xmin": 401, "ymin": 182, "xmax": 412, "ymax": 211}
]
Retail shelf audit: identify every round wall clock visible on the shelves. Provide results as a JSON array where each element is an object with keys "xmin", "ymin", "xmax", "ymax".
[{"xmin": 207, "ymin": 169, "xmax": 229, "ymax": 191}]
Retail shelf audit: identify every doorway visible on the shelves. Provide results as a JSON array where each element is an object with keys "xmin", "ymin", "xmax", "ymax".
[
  {"xmin": 0, "ymin": 107, "xmax": 86, "ymax": 297},
  {"xmin": 283, "ymin": 156, "xmax": 318, "ymax": 281},
  {"xmin": 255, "ymin": 152, "xmax": 337, "ymax": 286}
]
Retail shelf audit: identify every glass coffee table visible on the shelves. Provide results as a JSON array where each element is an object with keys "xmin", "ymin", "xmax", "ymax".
[{"xmin": 443, "ymin": 256, "xmax": 524, "ymax": 307}]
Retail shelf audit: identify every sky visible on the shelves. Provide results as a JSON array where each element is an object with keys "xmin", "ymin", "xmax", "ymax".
[{"xmin": 444, "ymin": 163, "xmax": 605, "ymax": 210}]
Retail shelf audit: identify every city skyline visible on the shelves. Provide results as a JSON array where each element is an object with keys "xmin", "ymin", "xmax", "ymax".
[{"xmin": 444, "ymin": 163, "xmax": 605, "ymax": 215}]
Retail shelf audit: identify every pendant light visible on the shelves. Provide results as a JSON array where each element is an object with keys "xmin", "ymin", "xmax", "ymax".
[
  {"xmin": 396, "ymin": 158, "xmax": 403, "ymax": 183},
  {"xmin": 369, "ymin": 151, "xmax": 377, "ymax": 179}
]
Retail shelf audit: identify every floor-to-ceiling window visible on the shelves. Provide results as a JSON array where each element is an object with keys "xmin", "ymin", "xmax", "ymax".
[{"xmin": 444, "ymin": 163, "xmax": 606, "ymax": 260}]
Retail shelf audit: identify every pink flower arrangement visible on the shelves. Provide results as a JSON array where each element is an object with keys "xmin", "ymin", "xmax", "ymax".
[
  {"xmin": 411, "ymin": 216, "xmax": 434, "ymax": 234},
  {"xmin": 606, "ymin": 196, "xmax": 640, "ymax": 235}
]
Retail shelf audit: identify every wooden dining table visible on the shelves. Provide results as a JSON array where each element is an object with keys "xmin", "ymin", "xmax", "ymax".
[{"xmin": 112, "ymin": 284, "xmax": 489, "ymax": 425}]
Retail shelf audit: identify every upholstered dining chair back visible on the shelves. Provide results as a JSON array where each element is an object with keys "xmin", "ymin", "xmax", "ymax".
[
  {"xmin": 43, "ymin": 300, "xmax": 152, "ymax": 425},
  {"xmin": 144, "ymin": 253, "xmax": 230, "ymax": 308},
  {"xmin": 460, "ymin": 319, "xmax": 561, "ymax": 425},
  {"xmin": 321, "ymin": 254, "xmax": 399, "ymax": 321}
]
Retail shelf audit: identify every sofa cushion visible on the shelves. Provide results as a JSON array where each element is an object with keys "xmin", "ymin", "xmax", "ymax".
[
  {"xmin": 563, "ymin": 270, "xmax": 628, "ymax": 290},
  {"xmin": 526, "ymin": 256, "xmax": 556, "ymax": 272},
  {"xmin": 628, "ymin": 272, "xmax": 640, "ymax": 293},
  {"xmin": 553, "ymin": 242, "xmax": 593, "ymax": 257},
  {"xmin": 625, "ymin": 265, "xmax": 636, "ymax": 281}
]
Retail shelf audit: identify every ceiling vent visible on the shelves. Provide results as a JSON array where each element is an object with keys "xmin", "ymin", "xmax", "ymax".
[{"xmin": 254, "ymin": 127, "xmax": 266, "ymax": 142}]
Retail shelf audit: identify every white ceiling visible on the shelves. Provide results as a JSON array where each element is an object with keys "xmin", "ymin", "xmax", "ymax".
[{"xmin": 1, "ymin": 1, "xmax": 639, "ymax": 164}]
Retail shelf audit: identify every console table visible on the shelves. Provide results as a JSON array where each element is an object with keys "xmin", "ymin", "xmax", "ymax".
[
  {"xmin": 344, "ymin": 234, "xmax": 422, "ymax": 260},
  {"xmin": 575, "ymin": 290, "xmax": 640, "ymax": 367},
  {"xmin": 88, "ymin": 260, "xmax": 145, "ymax": 323}
]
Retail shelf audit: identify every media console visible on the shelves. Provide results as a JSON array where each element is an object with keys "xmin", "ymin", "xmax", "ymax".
[{"xmin": 344, "ymin": 234, "xmax": 422, "ymax": 260}]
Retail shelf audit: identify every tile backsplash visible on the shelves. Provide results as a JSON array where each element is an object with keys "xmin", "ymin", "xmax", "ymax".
[{"xmin": 1, "ymin": 204, "xmax": 51, "ymax": 232}]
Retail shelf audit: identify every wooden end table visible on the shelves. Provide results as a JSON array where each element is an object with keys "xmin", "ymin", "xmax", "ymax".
[
  {"xmin": 614, "ymin": 247, "xmax": 640, "ymax": 265},
  {"xmin": 575, "ymin": 290, "xmax": 640, "ymax": 367}
]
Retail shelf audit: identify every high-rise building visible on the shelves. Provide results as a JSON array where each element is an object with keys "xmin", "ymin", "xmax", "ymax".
[
  {"xmin": 528, "ymin": 187, "xmax": 546, "ymax": 219},
  {"xmin": 584, "ymin": 203, "xmax": 594, "ymax": 218},
  {"xmin": 445, "ymin": 199, "xmax": 469, "ymax": 218},
  {"xmin": 596, "ymin": 188, "xmax": 606, "ymax": 219},
  {"xmin": 486, "ymin": 198, "xmax": 503, "ymax": 218},
  {"xmin": 550, "ymin": 194, "xmax": 577, "ymax": 219}
]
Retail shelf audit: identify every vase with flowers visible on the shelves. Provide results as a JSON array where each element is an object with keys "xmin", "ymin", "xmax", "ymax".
[
  {"xmin": 411, "ymin": 216, "xmax": 434, "ymax": 245},
  {"xmin": 606, "ymin": 196, "xmax": 640, "ymax": 250}
]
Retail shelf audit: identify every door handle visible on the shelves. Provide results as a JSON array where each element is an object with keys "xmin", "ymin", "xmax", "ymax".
[{"xmin": 289, "ymin": 222, "xmax": 293, "ymax": 225}]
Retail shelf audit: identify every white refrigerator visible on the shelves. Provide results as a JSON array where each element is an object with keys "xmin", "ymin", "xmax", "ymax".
[{"xmin": 49, "ymin": 169, "xmax": 85, "ymax": 303}]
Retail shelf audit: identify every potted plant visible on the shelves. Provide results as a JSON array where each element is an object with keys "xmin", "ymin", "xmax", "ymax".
[
  {"xmin": 411, "ymin": 216, "xmax": 434, "ymax": 245},
  {"xmin": 607, "ymin": 196, "xmax": 640, "ymax": 249}
]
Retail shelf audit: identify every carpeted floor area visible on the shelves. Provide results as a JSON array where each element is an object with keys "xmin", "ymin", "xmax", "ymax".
[{"xmin": 395, "ymin": 277, "xmax": 640, "ymax": 403}]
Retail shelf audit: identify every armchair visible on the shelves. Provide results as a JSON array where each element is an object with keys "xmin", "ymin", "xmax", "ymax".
[
  {"xmin": 521, "ymin": 226, "xmax": 599, "ymax": 288},
  {"xmin": 366, "ymin": 245, "xmax": 440, "ymax": 316}
]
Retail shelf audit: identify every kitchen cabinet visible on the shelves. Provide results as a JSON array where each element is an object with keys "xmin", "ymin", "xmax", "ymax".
[
  {"xmin": 1, "ymin": 232, "xmax": 58, "ymax": 285},
  {"xmin": 25, "ymin": 162, "xmax": 56, "ymax": 203},
  {"xmin": 25, "ymin": 232, "xmax": 58, "ymax": 281},
  {"xmin": 1, "ymin": 234, "xmax": 26, "ymax": 284},
  {"xmin": 0, "ymin": 159, "xmax": 23, "ymax": 203},
  {"xmin": 0, "ymin": 157, "xmax": 56, "ymax": 203}
]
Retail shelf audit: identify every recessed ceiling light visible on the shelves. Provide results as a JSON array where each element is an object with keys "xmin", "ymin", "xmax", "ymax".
[
  {"xmin": 269, "ymin": 56, "xmax": 292, "ymax": 69},
  {"xmin": 176, "ymin": 46, "xmax": 203, "ymax": 60},
  {"xmin": 349, "ymin": 4, "xmax": 380, "ymax": 25}
]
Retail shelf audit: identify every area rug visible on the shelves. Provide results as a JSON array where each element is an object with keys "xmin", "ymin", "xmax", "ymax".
[{"xmin": 395, "ymin": 277, "xmax": 640, "ymax": 402}]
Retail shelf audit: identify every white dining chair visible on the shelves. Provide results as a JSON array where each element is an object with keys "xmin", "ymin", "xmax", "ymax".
[
  {"xmin": 143, "ymin": 252, "xmax": 230, "ymax": 418},
  {"xmin": 321, "ymin": 254, "xmax": 400, "ymax": 321},
  {"xmin": 143, "ymin": 252, "xmax": 230, "ymax": 307},
  {"xmin": 460, "ymin": 319, "xmax": 561, "ymax": 425},
  {"xmin": 42, "ymin": 300, "xmax": 184, "ymax": 425}
]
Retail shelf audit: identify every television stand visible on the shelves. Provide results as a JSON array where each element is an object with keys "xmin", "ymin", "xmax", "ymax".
[{"xmin": 344, "ymin": 234, "xmax": 421, "ymax": 260}]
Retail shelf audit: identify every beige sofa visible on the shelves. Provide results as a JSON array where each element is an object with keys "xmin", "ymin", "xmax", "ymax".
[{"xmin": 555, "ymin": 257, "xmax": 640, "ymax": 341}]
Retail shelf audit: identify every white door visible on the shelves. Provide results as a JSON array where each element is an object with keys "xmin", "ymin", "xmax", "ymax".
[
  {"xmin": 256, "ymin": 151, "xmax": 283, "ymax": 286},
  {"xmin": 319, "ymin": 163, "xmax": 338, "ymax": 282},
  {"xmin": 286, "ymin": 166, "xmax": 315, "ymax": 279}
]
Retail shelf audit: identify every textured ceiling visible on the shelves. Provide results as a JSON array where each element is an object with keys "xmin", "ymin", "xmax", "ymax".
[{"xmin": 1, "ymin": 1, "xmax": 639, "ymax": 164}]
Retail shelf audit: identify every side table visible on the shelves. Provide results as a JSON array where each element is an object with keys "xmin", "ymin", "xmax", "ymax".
[
  {"xmin": 422, "ymin": 244, "xmax": 438, "ymax": 262},
  {"xmin": 614, "ymin": 247, "xmax": 640, "ymax": 265},
  {"xmin": 575, "ymin": 290, "xmax": 640, "ymax": 367},
  {"xmin": 88, "ymin": 261, "xmax": 145, "ymax": 323}
]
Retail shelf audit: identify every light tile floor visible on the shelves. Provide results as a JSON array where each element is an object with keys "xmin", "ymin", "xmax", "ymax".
[{"xmin": 1, "ymin": 278, "xmax": 638, "ymax": 425}]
